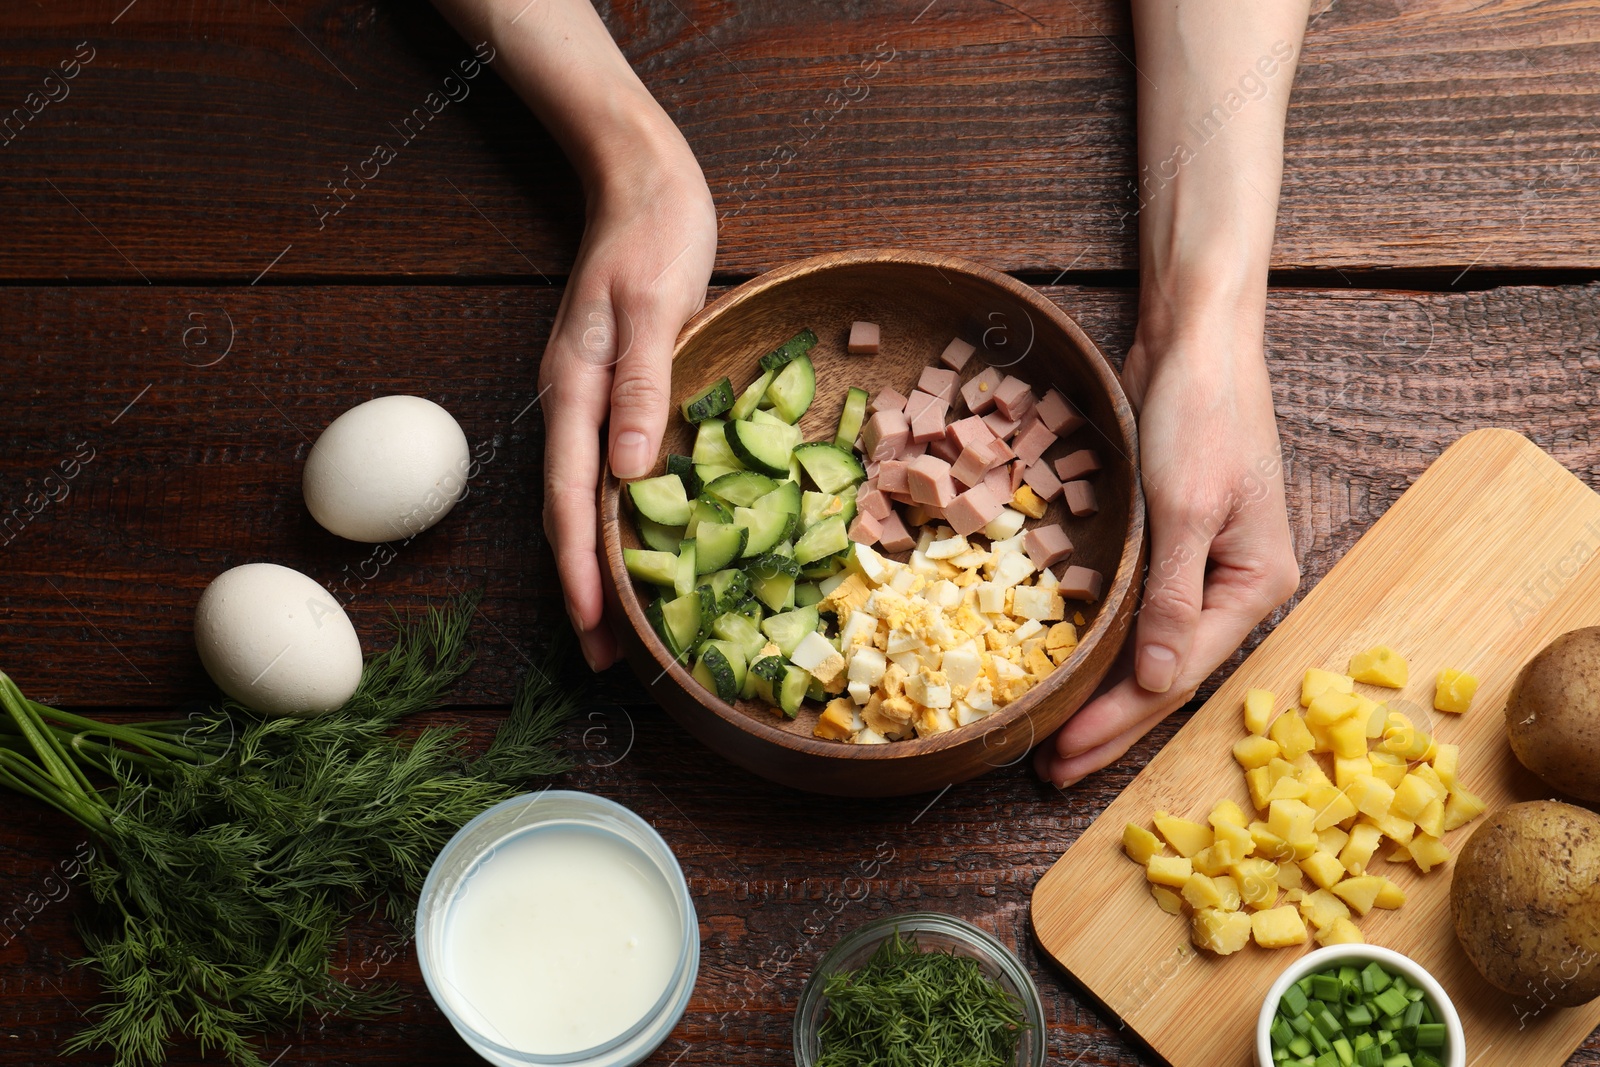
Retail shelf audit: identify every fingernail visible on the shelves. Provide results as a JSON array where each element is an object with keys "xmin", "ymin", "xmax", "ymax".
[
  {"xmin": 1054, "ymin": 775, "xmax": 1082, "ymax": 790},
  {"xmin": 1136, "ymin": 643, "xmax": 1177, "ymax": 693},
  {"xmin": 611, "ymin": 431, "xmax": 651, "ymax": 480}
]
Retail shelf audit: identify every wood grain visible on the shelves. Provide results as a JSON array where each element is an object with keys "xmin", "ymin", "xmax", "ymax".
[
  {"xmin": 1034, "ymin": 429, "xmax": 1600, "ymax": 1067},
  {"xmin": 0, "ymin": 0, "xmax": 1597, "ymax": 280}
]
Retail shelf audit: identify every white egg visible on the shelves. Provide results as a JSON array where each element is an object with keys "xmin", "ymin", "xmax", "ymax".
[
  {"xmin": 195, "ymin": 563, "xmax": 363, "ymax": 717},
  {"xmin": 303, "ymin": 395, "xmax": 471, "ymax": 543}
]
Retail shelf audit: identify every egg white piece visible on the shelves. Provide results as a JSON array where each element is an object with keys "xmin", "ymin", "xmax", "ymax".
[
  {"xmin": 195, "ymin": 563, "xmax": 363, "ymax": 717},
  {"xmin": 303, "ymin": 395, "xmax": 470, "ymax": 543}
]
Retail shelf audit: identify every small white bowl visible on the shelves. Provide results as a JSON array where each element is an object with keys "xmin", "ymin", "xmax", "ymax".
[{"xmin": 1256, "ymin": 945, "xmax": 1465, "ymax": 1067}]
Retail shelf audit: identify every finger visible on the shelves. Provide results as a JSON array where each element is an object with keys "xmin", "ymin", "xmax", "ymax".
[
  {"xmin": 1035, "ymin": 698, "xmax": 1169, "ymax": 788},
  {"xmin": 1134, "ymin": 500, "xmax": 1216, "ymax": 694},
  {"xmin": 605, "ymin": 291, "xmax": 681, "ymax": 481},
  {"xmin": 539, "ymin": 296, "xmax": 618, "ymax": 670}
]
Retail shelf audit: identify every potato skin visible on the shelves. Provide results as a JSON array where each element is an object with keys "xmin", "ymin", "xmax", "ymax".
[
  {"xmin": 1506, "ymin": 626, "xmax": 1600, "ymax": 801},
  {"xmin": 1451, "ymin": 801, "xmax": 1600, "ymax": 1006}
]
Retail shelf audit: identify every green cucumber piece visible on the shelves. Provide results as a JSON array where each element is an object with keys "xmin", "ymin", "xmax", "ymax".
[
  {"xmin": 628, "ymin": 474, "xmax": 692, "ymax": 526},
  {"xmin": 666, "ymin": 454, "xmax": 702, "ymax": 498},
  {"xmin": 834, "ymin": 386, "xmax": 869, "ymax": 451},
  {"xmin": 760, "ymin": 605, "xmax": 821, "ymax": 658},
  {"xmin": 799, "ymin": 553, "xmax": 845, "ymax": 581},
  {"xmin": 685, "ymin": 495, "xmax": 731, "ymax": 539},
  {"xmin": 711, "ymin": 611, "xmax": 767, "ymax": 663},
  {"xmin": 733, "ymin": 506, "xmax": 792, "ymax": 558},
  {"xmin": 749, "ymin": 571, "xmax": 795, "ymax": 613},
  {"xmin": 778, "ymin": 665, "xmax": 810, "ymax": 717},
  {"xmin": 732, "ymin": 597, "xmax": 765, "ymax": 623},
  {"xmin": 623, "ymin": 548, "xmax": 678, "ymax": 588},
  {"xmin": 806, "ymin": 676, "xmax": 827, "ymax": 702},
  {"xmin": 794, "ymin": 514, "xmax": 849, "ymax": 565},
  {"xmin": 692, "ymin": 640, "xmax": 745, "ymax": 702},
  {"xmin": 744, "ymin": 552, "xmax": 802, "ymax": 581},
  {"xmin": 837, "ymin": 484, "xmax": 858, "ymax": 525},
  {"xmin": 749, "ymin": 408, "xmax": 788, "ymax": 428},
  {"xmin": 765, "ymin": 354, "xmax": 815, "ymax": 424},
  {"xmin": 705, "ymin": 470, "xmax": 779, "ymax": 508},
  {"xmin": 650, "ymin": 590, "xmax": 705, "ymax": 661},
  {"xmin": 730, "ymin": 368, "xmax": 776, "ymax": 420},
  {"xmin": 680, "ymin": 377, "xmax": 735, "ymax": 423},
  {"xmin": 705, "ymin": 568, "xmax": 750, "ymax": 614},
  {"xmin": 725, "ymin": 419, "xmax": 799, "ymax": 477},
  {"xmin": 800, "ymin": 490, "xmax": 845, "ymax": 531},
  {"xmin": 757, "ymin": 328, "xmax": 818, "ymax": 372},
  {"xmin": 749, "ymin": 653, "xmax": 787, "ymax": 706},
  {"xmin": 674, "ymin": 540, "xmax": 697, "ymax": 597},
  {"xmin": 793, "ymin": 442, "xmax": 866, "ymax": 494},
  {"xmin": 692, "ymin": 419, "xmax": 744, "ymax": 468},
  {"xmin": 637, "ymin": 517, "xmax": 686, "ymax": 553},
  {"xmin": 694, "ymin": 463, "xmax": 739, "ymax": 487},
  {"xmin": 752, "ymin": 480, "xmax": 801, "ymax": 520},
  {"xmin": 694, "ymin": 522, "xmax": 747, "ymax": 574},
  {"xmin": 795, "ymin": 582, "xmax": 823, "ymax": 608}
]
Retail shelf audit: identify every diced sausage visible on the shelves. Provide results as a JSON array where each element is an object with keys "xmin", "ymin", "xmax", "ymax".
[
  {"xmin": 1059, "ymin": 565, "xmax": 1104, "ymax": 601},
  {"xmin": 907, "ymin": 392, "xmax": 950, "ymax": 443},
  {"xmin": 1035, "ymin": 387, "xmax": 1086, "ymax": 435},
  {"xmin": 906, "ymin": 454, "xmax": 957, "ymax": 507},
  {"xmin": 1023, "ymin": 460, "xmax": 1064, "ymax": 501},
  {"xmin": 857, "ymin": 485, "xmax": 892, "ymax": 520},
  {"xmin": 1011, "ymin": 417, "xmax": 1058, "ymax": 467},
  {"xmin": 939, "ymin": 338, "xmax": 976, "ymax": 371},
  {"xmin": 927, "ymin": 432, "xmax": 960, "ymax": 463},
  {"xmin": 945, "ymin": 415, "xmax": 993, "ymax": 452},
  {"xmin": 848, "ymin": 321, "xmax": 880, "ymax": 355},
  {"xmin": 960, "ymin": 367, "xmax": 1003, "ymax": 414},
  {"xmin": 982, "ymin": 410, "xmax": 1021, "ymax": 440},
  {"xmin": 869, "ymin": 387, "xmax": 908, "ymax": 414},
  {"xmin": 916, "ymin": 366, "xmax": 960, "ymax": 405},
  {"xmin": 1054, "ymin": 448, "xmax": 1102, "ymax": 482},
  {"xmin": 877, "ymin": 510, "xmax": 916, "ymax": 553},
  {"xmin": 862, "ymin": 409, "xmax": 909, "ymax": 461},
  {"xmin": 877, "ymin": 459, "xmax": 909, "ymax": 493},
  {"xmin": 1025, "ymin": 524, "xmax": 1074, "ymax": 569},
  {"xmin": 992, "ymin": 375, "xmax": 1036, "ymax": 421},
  {"xmin": 1064, "ymin": 479, "xmax": 1098, "ymax": 517}
]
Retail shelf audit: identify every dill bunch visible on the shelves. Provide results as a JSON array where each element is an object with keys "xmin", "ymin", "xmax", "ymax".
[{"xmin": 0, "ymin": 593, "xmax": 580, "ymax": 1067}]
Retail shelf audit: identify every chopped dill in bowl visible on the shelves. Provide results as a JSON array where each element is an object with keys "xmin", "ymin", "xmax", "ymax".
[{"xmin": 816, "ymin": 930, "xmax": 1028, "ymax": 1067}]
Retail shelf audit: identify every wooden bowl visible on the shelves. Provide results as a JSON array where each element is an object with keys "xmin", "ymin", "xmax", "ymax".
[{"xmin": 600, "ymin": 249, "xmax": 1145, "ymax": 797}]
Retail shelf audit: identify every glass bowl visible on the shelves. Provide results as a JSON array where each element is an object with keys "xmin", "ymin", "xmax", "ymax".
[{"xmin": 792, "ymin": 911, "xmax": 1046, "ymax": 1067}]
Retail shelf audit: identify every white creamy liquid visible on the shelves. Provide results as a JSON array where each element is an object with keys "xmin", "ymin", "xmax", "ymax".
[{"xmin": 440, "ymin": 824, "xmax": 682, "ymax": 1055}]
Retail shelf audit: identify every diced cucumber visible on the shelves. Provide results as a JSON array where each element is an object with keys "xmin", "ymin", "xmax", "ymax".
[
  {"xmin": 680, "ymin": 377, "xmax": 735, "ymax": 423},
  {"xmin": 806, "ymin": 676, "xmax": 827, "ymax": 702},
  {"xmin": 744, "ymin": 552, "xmax": 802, "ymax": 581},
  {"xmin": 685, "ymin": 495, "xmax": 732, "ymax": 539},
  {"xmin": 730, "ymin": 368, "xmax": 776, "ymax": 420},
  {"xmin": 800, "ymin": 490, "xmax": 845, "ymax": 531},
  {"xmin": 724, "ymin": 419, "xmax": 799, "ymax": 477},
  {"xmin": 757, "ymin": 328, "xmax": 818, "ymax": 372},
  {"xmin": 765, "ymin": 354, "xmax": 815, "ymax": 423},
  {"xmin": 692, "ymin": 419, "xmax": 743, "ymax": 468},
  {"xmin": 695, "ymin": 463, "xmax": 739, "ymax": 486},
  {"xmin": 694, "ymin": 522, "xmax": 747, "ymax": 574},
  {"xmin": 705, "ymin": 568, "xmax": 750, "ymax": 614},
  {"xmin": 623, "ymin": 548, "xmax": 678, "ymax": 588},
  {"xmin": 666, "ymin": 454, "xmax": 702, "ymax": 498},
  {"xmin": 761, "ymin": 605, "xmax": 821, "ymax": 658},
  {"xmin": 705, "ymin": 470, "xmax": 779, "ymax": 508},
  {"xmin": 674, "ymin": 540, "xmax": 697, "ymax": 597},
  {"xmin": 795, "ymin": 582, "xmax": 823, "ymax": 608},
  {"xmin": 749, "ymin": 654, "xmax": 787, "ymax": 706},
  {"xmin": 750, "ymin": 571, "xmax": 795, "ymax": 613},
  {"xmin": 649, "ymin": 590, "xmax": 705, "ymax": 661},
  {"xmin": 628, "ymin": 474, "xmax": 692, "ymax": 526},
  {"xmin": 637, "ymin": 518, "xmax": 686, "ymax": 553},
  {"xmin": 793, "ymin": 443, "xmax": 865, "ymax": 495},
  {"xmin": 752, "ymin": 480, "xmax": 801, "ymax": 520},
  {"xmin": 834, "ymin": 386, "xmax": 869, "ymax": 451},
  {"xmin": 794, "ymin": 515, "xmax": 848, "ymax": 565},
  {"xmin": 749, "ymin": 408, "xmax": 789, "ymax": 428},
  {"xmin": 711, "ymin": 611, "xmax": 767, "ymax": 663},
  {"xmin": 799, "ymin": 553, "xmax": 844, "ymax": 581},
  {"xmin": 692, "ymin": 640, "xmax": 745, "ymax": 702},
  {"xmin": 778, "ymin": 665, "xmax": 810, "ymax": 717},
  {"xmin": 732, "ymin": 597, "xmax": 765, "ymax": 623},
  {"xmin": 837, "ymin": 484, "xmax": 858, "ymax": 525},
  {"xmin": 733, "ymin": 506, "xmax": 792, "ymax": 558}
]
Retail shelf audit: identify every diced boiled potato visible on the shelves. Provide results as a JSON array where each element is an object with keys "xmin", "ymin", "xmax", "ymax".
[
  {"xmin": 1367, "ymin": 807, "xmax": 1416, "ymax": 847},
  {"xmin": 1209, "ymin": 798, "xmax": 1249, "ymax": 829},
  {"xmin": 1266, "ymin": 757, "xmax": 1298, "ymax": 786},
  {"xmin": 1348, "ymin": 645, "xmax": 1408, "ymax": 688},
  {"xmin": 1392, "ymin": 773, "xmax": 1438, "ymax": 821},
  {"xmin": 1301, "ymin": 668, "xmax": 1354, "ymax": 707},
  {"xmin": 1360, "ymin": 696, "xmax": 1389, "ymax": 739},
  {"xmin": 1191, "ymin": 845, "xmax": 1232, "ymax": 878},
  {"xmin": 1267, "ymin": 799, "xmax": 1316, "ymax": 849},
  {"xmin": 1442, "ymin": 787, "xmax": 1487, "ymax": 831},
  {"xmin": 1316, "ymin": 825, "xmax": 1350, "ymax": 857},
  {"xmin": 1298, "ymin": 887, "xmax": 1352, "ymax": 931},
  {"xmin": 1299, "ymin": 850, "xmax": 1348, "ymax": 891},
  {"xmin": 1193, "ymin": 907, "xmax": 1254, "ymax": 955},
  {"xmin": 1306, "ymin": 781, "xmax": 1358, "ymax": 831},
  {"xmin": 1153, "ymin": 812, "xmax": 1214, "ymax": 858},
  {"xmin": 1213, "ymin": 873, "xmax": 1243, "ymax": 911},
  {"xmin": 1305, "ymin": 690, "xmax": 1361, "ymax": 727},
  {"xmin": 1374, "ymin": 877, "xmax": 1406, "ymax": 909},
  {"xmin": 1249, "ymin": 822, "xmax": 1292, "ymax": 864},
  {"xmin": 1232, "ymin": 858, "xmax": 1280, "ymax": 909},
  {"xmin": 1432, "ymin": 743, "xmax": 1460, "ymax": 790},
  {"xmin": 1251, "ymin": 905, "xmax": 1309, "ymax": 948},
  {"xmin": 1150, "ymin": 883, "xmax": 1184, "ymax": 915},
  {"xmin": 1415, "ymin": 796, "xmax": 1445, "ymax": 838},
  {"xmin": 1344, "ymin": 775, "xmax": 1396, "ymax": 820},
  {"xmin": 1146, "ymin": 854, "xmax": 1194, "ymax": 887},
  {"xmin": 1308, "ymin": 719, "xmax": 1335, "ymax": 756},
  {"xmin": 1123, "ymin": 822, "xmax": 1164, "ymax": 865},
  {"xmin": 1314, "ymin": 916, "xmax": 1365, "ymax": 946},
  {"xmin": 1213, "ymin": 820, "xmax": 1255, "ymax": 862},
  {"xmin": 1331, "ymin": 875, "xmax": 1385, "ymax": 915},
  {"xmin": 1339, "ymin": 822, "xmax": 1383, "ymax": 876},
  {"xmin": 1381, "ymin": 720, "xmax": 1434, "ymax": 761},
  {"xmin": 1411, "ymin": 763, "xmax": 1448, "ymax": 801},
  {"xmin": 1291, "ymin": 752, "xmax": 1333, "ymax": 789},
  {"xmin": 1269, "ymin": 709, "xmax": 1315, "ymax": 760},
  {"xmin": 1275, "ymin": 860, "xmax": 1304, "ymax": 891},
  {"xmin": 1367, "ymin": 751, "xmax": 1409, "ymax": 788},
  {"xmin": 1328, "ymin": 714, "xmax": 1369, "ymax": 759},
  {"xmin": 1246, "ymin": 766, "xmax": 1274, "ymax": 810},
  {"xmin": 1244, "ymin": 688, "xmax": 1276, "ymax": 735},
  {"xmin": 1334, "ymin": 756, "xmax": 1372, "ymax": 788},
  {"xmin": 1267, "ymin": 776, "xmax": 1310, "ymax": 802},
  {"xmin": 1409, "ymin": 833, "xmax": 1451, "ymax": 873},
  {"xmin": 1233, "ymin": 734, "xmax": 1281, "ymax": 770},
  {"xmin": 1182, "ymin": 872, "xmax": 1227, "ymax": 910},
  {"xmin": 1434, "ymin": 667, "xmax": 1478, "ymax": 713}
]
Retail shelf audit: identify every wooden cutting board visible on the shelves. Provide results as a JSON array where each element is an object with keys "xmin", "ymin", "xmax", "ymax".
[{"xmin": 1032, "ymin": 428, "xmax": 1600, "ymax": 1066}]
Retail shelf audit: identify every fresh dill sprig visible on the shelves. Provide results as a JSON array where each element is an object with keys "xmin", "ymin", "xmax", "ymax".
[{"xmin": 0, "ymin": 594, "xmax": 578, "ymax": 1067}]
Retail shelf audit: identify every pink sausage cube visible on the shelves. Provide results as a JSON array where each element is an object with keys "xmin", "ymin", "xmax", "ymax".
[
  {"xmin": 858, "ymin": 485, "xmax": 892, "ymax": 520},
  {"xmin": 908, "ymin": 395, "xmax": 950, "ymax": 444},
  {"xmin": 1011, "ymin": 417, "xmax": 1058, "ymax": 468},
  {"xmin": 950, "ymin": 442, "xmax": 995, "ymax": 489},
  {"xmin": 982, "ymin": 410, "xmax": 1021, "ymax": 440},
  {"xmin": 983, "ymin": 465, "xmax": 1012, "ymax": 498},
  {"xmin": 1060, "ymin": 565, "xmax": 1104, "ymax": 602},
  {"xmin": 917, "ymin": 366, "xmax": 960, "ymax": 405},
  {"xmin": 877, "ymin": 459, "xmax": 909, "ymax": 494},
  {"xmin": 862, "ymin": 409, "xmax": 909, "ymax": 461},
  {"xmin": 878, "ymin": 510, "xmax": 916, "ymax": 553},
  {"xmin": 993, "ymin": 375, "xmax": 1036, "ymax": 421},
  {"xmin": 848, "ymin": 321, "xmax": 880, "ymax": 355},
  {"xmin": 1054, "ymin": 449, "xmax": 1102, "ymax": 482},
  {"xmin": 870, "ymin": 387, "xmax": 908, "ymax": 415},
  {"xmin": 927, "ymin": 433, "xmax": 960, "ymax": 463},
  {"xmin": 1024, "ymin": 460, "xmax": 1064, "ymax": 501},
  {"xmin": 1025, "ymin": 524, "xmax": 1074, "ymax": 569},
  {"xmin": 895, "ymin": 437, "xmax": 928, "ymax": 460},
  {"xmin": 947, "ymin": 483, "xmax": 1000, "ymax": 537},
  {"xmin": 1064, "ymin": 479, "xmax": 1098, "ymax": 517},
  {"xmin": 945, "ymin": 414, "xmax": 994, "ymax": 453},
  {"xmin": 1010, "ymin": 460, "xmax": 1027, "ymax": 494},
  {"xmin": 960, "ymin": 367, "xmax": 1003, "ymax": 414},
  {"xmin": 906, "ymin": 454, "xmax": 957, "ymax": 508},
  {"xmin": 887, "ymin": 490, "xmax": 916, "ymax": 506},
  {"xmin": 939, "ymin": 337, "xmax": 976, "ymax": 371},
  {"xmin": 849, "ymin": 510, "xmax": 883, "ymax": 546},
  {"xmin": 1035, "ymin": 387, "xmax": 1086, "ymax": 435}
]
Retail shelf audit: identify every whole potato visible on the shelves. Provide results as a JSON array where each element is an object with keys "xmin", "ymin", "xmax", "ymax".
[
  {"xmin": 1506, "ymin": 626, "xmax": 1600, "ymax": 801},
  {"xmin": 1452, "ymin": 800, "xmax": 1600, "ymax": 1006}
]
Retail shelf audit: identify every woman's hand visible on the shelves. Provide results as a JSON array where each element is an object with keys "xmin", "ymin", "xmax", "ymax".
[
  {"xmin": 1033, "ymin": 312, "xmax": 1300, "ymax": 787},
  {"xmin": 539, "ymin": 137, "xmax": 716, "ymax": 671}
]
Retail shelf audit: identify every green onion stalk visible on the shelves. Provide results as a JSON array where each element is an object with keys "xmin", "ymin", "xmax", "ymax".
[{"xmin": 0, "ymin": 594, "xmax": 579, "ymax": 1067}]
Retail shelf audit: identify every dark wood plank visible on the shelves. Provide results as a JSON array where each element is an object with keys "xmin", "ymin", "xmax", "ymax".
[
  {"xmin": 0, "ymin": 0, "xmax": 1596, "ymax": 280},
  {"xmin": 4, "ymin": 282, "xmax": 1600, "ymax": 707}
]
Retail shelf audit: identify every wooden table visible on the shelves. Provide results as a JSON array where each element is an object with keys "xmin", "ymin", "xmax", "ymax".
[{"xmin": 1, "ymin": 1, "xmax": 1596, "ymax": 1063}]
